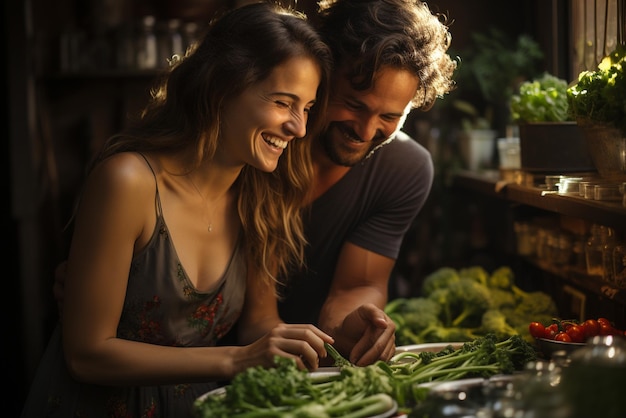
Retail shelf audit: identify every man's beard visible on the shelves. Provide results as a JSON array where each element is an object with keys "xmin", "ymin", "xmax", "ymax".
[{"xmin": 319, "ymin": 123, "xmax": 385, "ymax": 167}]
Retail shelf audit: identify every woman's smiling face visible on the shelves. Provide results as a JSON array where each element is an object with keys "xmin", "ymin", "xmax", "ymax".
[{"xmin": 218, "ymin": 56, "xmax": 322, "ymax": 172}]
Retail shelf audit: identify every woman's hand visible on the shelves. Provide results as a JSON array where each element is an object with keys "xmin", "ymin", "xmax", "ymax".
[{"xmin": 233, "ymin": 323, "xmax": 334, "ymax": 375}]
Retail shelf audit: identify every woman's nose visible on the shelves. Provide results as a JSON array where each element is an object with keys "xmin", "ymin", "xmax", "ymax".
[{"xmin": 284, "ymin": 110, "xmax": 308, "ymax": 139}]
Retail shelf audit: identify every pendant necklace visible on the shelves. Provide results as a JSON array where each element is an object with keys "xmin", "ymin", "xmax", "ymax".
[{"xmin": 187, "ymin": 175, "xmax": 226, "ymax": 233}]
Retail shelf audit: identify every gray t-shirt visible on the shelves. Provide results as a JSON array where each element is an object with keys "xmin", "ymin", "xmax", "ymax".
[{"xmin": 278, "ymin": 131, "xmax": 434, "ymax": 324}]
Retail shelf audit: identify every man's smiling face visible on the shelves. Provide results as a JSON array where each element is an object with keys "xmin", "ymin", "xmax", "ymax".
[{"xmin": 318, "ymin": 66, "xmax": 419, "ymax": 166}]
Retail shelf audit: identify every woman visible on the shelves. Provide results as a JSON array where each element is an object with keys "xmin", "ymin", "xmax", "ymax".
[{"xmin": 21, "ymin": 3, "xmax": 333, "ymax": 417}]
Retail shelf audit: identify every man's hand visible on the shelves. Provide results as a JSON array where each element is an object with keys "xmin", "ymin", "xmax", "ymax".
[
  {"xmin": 53, "ymin": 261, "xmax": 68, "ymax": 317},
  {"xmin": 340, "ymin": 303, "xmax": 396, "ymax": 366}
]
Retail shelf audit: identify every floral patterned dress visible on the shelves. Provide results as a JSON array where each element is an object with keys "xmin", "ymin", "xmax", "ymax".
[{"xmin": 21, "ymin": 157, "xmax": 246, "ymax": 418}]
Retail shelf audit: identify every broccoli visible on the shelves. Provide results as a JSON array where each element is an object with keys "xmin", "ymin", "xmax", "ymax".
[
  {"xmin": 487, "ymin": 266, "xmax": 516, "ymax": 290},
  {"xmin": 489, "ymin": 287, "xmax": 517, "ymax": 310},
  {"xmin": 480, "ymin": 309, "xmax": 519, "ymax": 339},
  {"xmin": 458, "ymin": 266, "xmax": 490, "ymax": 286},
  {"xmin": 385, "ymin": 298, "xmax": 444, "ymax": 344},
  {"xmin": 325, "ymin": 342, "xmax": 353, "ymax": 368},
  {"xmin": 417, "ymin": 324, "xmax": 481, "ymax": 343},
  {"xmin": 427, "ymin": 288, "xmax": 452, "ymax": 326},
  {"xmin": 401, "ymin": 298, "xmax": 442, "ymax": 331},
  {"xmin": 421, "ymin": 267, "xmax": 460, "ymax": 296},
  {"xmin": 447, "ymin": 278, "xmax": 493, "ymax": 328},
  {"xmin": 389, "ymin": 334, "xmax": 537, "ymax": 392},
  {"xmin": 499, "ymin": 291, "xmax": 558, "ymax": 343},
  {"xmin": 196, "ymin": 355, "xmax": 397, "ymax": 417},
  {"xmin": 514, "ymin": 290, "xmax": 558, "ymax": 317}
]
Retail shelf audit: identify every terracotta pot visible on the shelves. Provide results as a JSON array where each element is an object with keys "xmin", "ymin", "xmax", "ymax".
[{"xmin": 577, "ymin": 118, "xmax": 626, "ymax": 180}]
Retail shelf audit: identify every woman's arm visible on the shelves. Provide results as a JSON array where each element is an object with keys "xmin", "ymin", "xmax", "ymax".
[
  {"xmin": 62, "ymin": 153, "xmax": 332, "ymax": 386},
  {"xmin": 235, "ymin": 264, "xmax": 334, "ymax": 371}
]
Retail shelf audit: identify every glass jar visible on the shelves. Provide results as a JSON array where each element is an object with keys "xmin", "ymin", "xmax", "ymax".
[{"xmin": 514, "ymin": 221, "xmax": 536, "ymax": 256}]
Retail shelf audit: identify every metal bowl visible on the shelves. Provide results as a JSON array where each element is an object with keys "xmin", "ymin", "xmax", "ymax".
[{"xmin": 535, "ymin": 338, "xmax": 586, "ymax": 359}]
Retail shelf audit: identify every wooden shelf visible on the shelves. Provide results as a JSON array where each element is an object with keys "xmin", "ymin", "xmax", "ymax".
[
  {"xmin": 452, "ymin": 170, "xmax": 626, "ymax": 230},
  {"xmin": 450, "ymin": 169, "xmax": 626, "ymax": 324}
]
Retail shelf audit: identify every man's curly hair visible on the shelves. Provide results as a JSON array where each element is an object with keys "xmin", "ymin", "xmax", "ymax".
[{"xmin": 318, "ymin": 0, "xmax": 457, "ymax": 111}]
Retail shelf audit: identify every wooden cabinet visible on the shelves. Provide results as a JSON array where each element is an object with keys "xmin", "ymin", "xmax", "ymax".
[{"xmin": 450, "ymin": 170, "xmax": 626, "ymax": 329}]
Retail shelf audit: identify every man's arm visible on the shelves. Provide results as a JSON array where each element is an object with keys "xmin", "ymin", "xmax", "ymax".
[{"xmin": 317, "ymin": 241, "xmax": 397, "ymax": 366}]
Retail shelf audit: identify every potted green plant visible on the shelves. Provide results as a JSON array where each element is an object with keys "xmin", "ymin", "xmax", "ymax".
[
  {"xmin": 567, "ymin": 45, "xmax": 626, "ymax": 180},
  {"xmin": 509, "ymin": 73, "xmax": 595, "ymax": 173},
  {"xmin": 452, "ymin": 28, "xmax": 544, "ymax": 134},
  {"xmin": 445, "ymin": 28, "xmax": 543, "ymax": 170}
]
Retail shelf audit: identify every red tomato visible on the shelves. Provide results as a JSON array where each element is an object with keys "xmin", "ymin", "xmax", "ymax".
[
  {"xmin": 598, "ymin": 317, "xmax": 612, "ymax": 327},
  {"xmin": 581, "ymin": 319, "xmax": 600, "ymax": 339},
  {"xmin": 599, "ymin": 322, "xmax": 614, "ymax": 335},
  {"xmin": 555, "ymin": 332, "xmax": 572, "ymax": 342},
  {"xmin": 566, "ymin": 324, "xmax": 585, "ymax": 343},
  {"xmin": 544, "ymin": 323, "xmax": 559, "ymax": 340},
  {"xmin": 529, "ymin": 322, "xmax": 546, "ymax": 339}
]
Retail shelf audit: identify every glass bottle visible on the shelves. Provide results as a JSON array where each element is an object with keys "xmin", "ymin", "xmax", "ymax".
[
  {"xmin": 136, "ymin": 15, "xmax": 157, "ymax": 70},
  {"xmin": 585, "ymin": 224, "xmax": 615, "ymax": 279},
  {"xmin": 158, "ymin": 18, "xmax": 184, "ymax": 68}
]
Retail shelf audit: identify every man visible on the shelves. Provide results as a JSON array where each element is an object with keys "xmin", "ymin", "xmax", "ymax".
[
  {"xmin": 55, "ymin": 0, "xmax": 456, "ymax": 367},
  {"xmin": 276, "ymin": 0, "xmax": 456, "ymax": 365}
]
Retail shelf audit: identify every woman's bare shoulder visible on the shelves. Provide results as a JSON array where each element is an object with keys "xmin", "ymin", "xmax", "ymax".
[{"xmin": 86, "ymin": 152, "xmax": 157, "ymax": 199}]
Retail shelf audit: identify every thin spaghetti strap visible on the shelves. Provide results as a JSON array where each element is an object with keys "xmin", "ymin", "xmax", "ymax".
[{"xmin": 137, "ymin": 153, "xmax": 163, "ymax": 217}]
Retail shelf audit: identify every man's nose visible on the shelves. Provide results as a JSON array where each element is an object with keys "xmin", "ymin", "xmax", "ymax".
[{"xmin": 354, "ymin": 115, "xmax": 382, "ymax": 142}]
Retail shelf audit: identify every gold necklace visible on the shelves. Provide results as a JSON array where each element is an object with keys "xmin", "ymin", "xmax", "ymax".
[{"xmin": 187, "ymin": 175, "xmax": 226, "ymax": 233}]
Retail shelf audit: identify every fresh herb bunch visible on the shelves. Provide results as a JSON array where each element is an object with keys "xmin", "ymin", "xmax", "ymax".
[
  {"xmin": 194, "ymin": 354, "xmax": 396, "ymax": 418},
  {"xmin": 194, "ymin": 335, "xmax": 536, "ymax": 416},
  {"xmin": 510, "ymin": 72, "xmax": 571, "ymax": 122},
  {"xmin": 567, "ymin": 44, "xmax": 626, "ymax": 135}
]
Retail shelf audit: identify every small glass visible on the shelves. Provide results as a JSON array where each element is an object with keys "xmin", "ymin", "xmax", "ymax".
[{"xmin": 594, "ymin": 183, "xmax": 621, "ymax": 201}]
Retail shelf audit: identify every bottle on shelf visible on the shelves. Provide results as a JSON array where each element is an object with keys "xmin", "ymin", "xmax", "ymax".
[
  {"xmin": 585, "ymin": 224, "xmax": 616, "ymax": 282},
  {"xmin": 136, "ymin": 15, "xmax": 158, "ymax": 70},
  {"xmin": 158, "ymin": 18, "xmax": 184, "ymax": 68}
]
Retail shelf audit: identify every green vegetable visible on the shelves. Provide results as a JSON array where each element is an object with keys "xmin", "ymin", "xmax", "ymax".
[
  {"xmin": 510, "ymin": 72, "xmax": 571, "ymax": 122},
  {"xmin": 458, "ymin": 266, "xmax": 490, "ymax": 286},
  {"xmin": 195, "ymin": 335, "xmax": 537, "ymax": 416},
  {"xmin": 421, "ymin": 267, "xmax": 460, "ymax": 297},
  {"xmin": 480, "ymin": 309, "xmax": 519, "ymax": 339},
  {"xmin": 325, "ymin": 342, "xmax": 353, "ymax": 368},
  {"xmin": 386, "ymin": 264, "xmax": 559, "ymax": 344},
  {"xmin": 389, "ymin": 334, "xmax": 537, "ymax": 405},
  {"xmin": 567, "ymin": 44, "xmax": 626, "ymax": 134},
  {"xmin": 385, "ymin": 298, "xmax": 444, "ymax": 345},
  {"xmin": 195, "ymin": 355, "xmax": 397, "ymax": 417},
  {"xmin": 447, "ymin": 278, "xmax": 492, "ymax": 328}
]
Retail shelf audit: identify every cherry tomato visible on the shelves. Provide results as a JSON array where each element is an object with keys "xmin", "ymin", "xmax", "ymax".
[
  {"xmin": 545, "ymin": 323, "xmax": 559, "ymax": 340},
  {"xmin": 566, "ymin": 324, "xmax": 585, "ymax": 343},
  {"xmin": 529, "ymin": 322, "xmax": 546, "ymax": 339},
  {"xmin": 555, "ymin": 332, "xmax": 572, "ymax": 342},
  {"xmin": 599, "ymin": 322, "xmax": 614, "ymax": 335},
  {"xmin": 598, "ymin": 317, "xmax": 612, "ymax": 327},
  {"xmin": 581, "ymin": 319, "xmax": 600, "ymax": 339}
]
